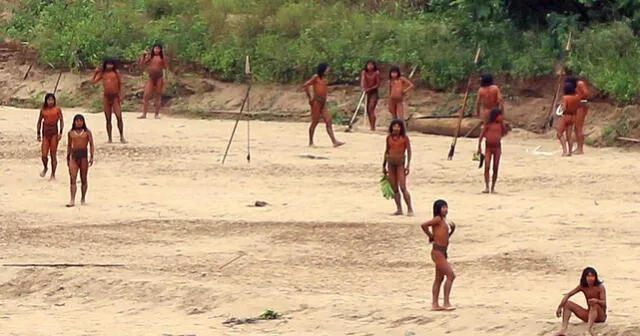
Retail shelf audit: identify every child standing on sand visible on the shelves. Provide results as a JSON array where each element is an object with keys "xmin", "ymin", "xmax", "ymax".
[
  {"xmin": 421, "ymin": 200, "xmax": 456, "ymax": 311},
  {"xmin": 382, "ymin": 119, "xmax": 414, "ymax": 216},
  {"xmin": 477, "ymin": 108, "xmax": 509, "ymax": 194}
]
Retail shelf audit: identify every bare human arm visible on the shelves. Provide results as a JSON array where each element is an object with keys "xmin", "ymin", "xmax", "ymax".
[
  {"xmin": 588, "ymin": 285, "xmax": 607, "ymax": 308},
  {"xmin": 163, "ymin": 56, "xmax": 170, "ymax": 81},
  {"xmin": 66, "ymin": 132, "xmax": 72, "ymax": 165},
  {"xmin": 360, "ymin": 71, "xmax": 366, "ymax": 91},
  {"xmin": 497, "ymin": 87, "xmax": 505, "ymax": 114},
  {"xmin": 449, "ymin": 221, "xmax": 456, "ymax": 237},
  {"xmin": 139, "ymin": 50, "xmax": 151, "ymax": 68},
  {"xmin": 57, "ymin": 108, "xmax": 64, "ymax": 140},
  {"xmin": 36, "ymin": 110, "xmax": 43, "ymax": 141},
  {"xmin": 474, "ymin": 89, "xmax": 481, "ymax": 117},
  {"xmin": 421, "ymin": 216, "xmax": 442, "ymax": 243},
  {"xmin": 116, "ymin": 70, "xmax": 124, "ymax": 102},
  {"xmin": 91, "ymin": 67, "xmax": 102, "ymax": 84},
  {"xmin": 382, "ymin": 135, "xmax": 389, "ymax": 175},
  {"xmin": 477, "ymin": 125, "xmax": 487, "ymax": 153},
  {"xmin": 405, "ymin": 136, "xmax": 412, "ymax": 175},
  {"xmin": 401, "ymin": 76, "xmax": 415, "ymax": 94},
  {"xmin": 302, "ymin": 75, "xmax": 317, "ymax": 103},
  {"xmin": 556, "ymin": 285, "xmax": 581, "ymax": 317},
  {"xmin": 88, "ymin": 131, "xmax": 95, "ymax": 166}
]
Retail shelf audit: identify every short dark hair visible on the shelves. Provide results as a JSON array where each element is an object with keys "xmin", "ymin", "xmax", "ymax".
[
  {"xmin": 480, "ymin": 73, "xmax": 493, "ymax": 87},
  {"xmin": 564, "ymin": 82, "xmax": 576, "ymax": 95},
  {"xmin": 317, "ymin": 63, "xmax": 329, "ymax": 77}
]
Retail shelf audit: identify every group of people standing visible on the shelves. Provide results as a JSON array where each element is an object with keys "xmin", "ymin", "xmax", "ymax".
[{"xmin": 35, "ymin": 43, "xmax": 170, "ymax": 206}]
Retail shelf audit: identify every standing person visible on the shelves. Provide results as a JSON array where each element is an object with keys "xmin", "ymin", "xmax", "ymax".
[
  {"xmin": 553, "ymin": 267, "xmax": 607, "ymax": 336},
  {"xmin": 36, "ymin": 93, "xmax": 64, "ymax": 180},
  {"xmin": 474, "ymin": 73, "xmax": 504, "ymax": 125},
  {"xmin": 421, "ymin": 200, "xmax": 456, "ymax": 311},
  {"xmin": 382, "ymin": 119, "xmax": 414, "ymax": 216},
  {"xmin": 302, "ymin": 62, "xmax": 345, "ymax": 148},
  {"xmin": 92, "ymin": 58, "xmax": 126, "ymax": 143},
  {"xmin": 360, "ymin": 60, "xmax": 380, "ymax": 131},
  {"xmin": 66, "ymin": 114, "xmax": 95, "ymax": 207},
  {"xmin": 477, "ymin": 108, "xmax": 509, "ymax": 194},
  {"xmin": 566, "ymin": 76, "xmax": 590, "ymax": 154},
  {"xmin": 388, "ymin": 66, "xmax": 415, "ymax": 120},
  {"xmin": 557, "ymin": 82, "xmax": 580, "ymax": 157},
  {"xmin": 138, "ymin": 43, "xmax": 169, "ymax": 119}
]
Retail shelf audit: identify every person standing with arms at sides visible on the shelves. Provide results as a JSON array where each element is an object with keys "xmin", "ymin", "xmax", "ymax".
[
  {"xmin": 138, "ymin": 43, "xmax": 169, "ymax": 119},
  {"xmin": 421, "ymin": 200, "xmax": 456, "ymax": 311},
  {"xmin": 382, "ymin": 119, "xmax": 414, "ymax": 216},
  {"xmin": 92, "ymin": 58, "xmax": 126, "ymax": 143},
  {"xmin": 554, "ymin": 267, "xmax": 607, "ymax": 336},
  {"xmin": 474, "ymin": 73, "xmax": 504, "ymax": 126},
  {"xmin": 566, "ymin": 76, "xmax": 590, "ymax": 155},
  {"xmin": 302, "ymin": 63, "xmax": 345, "ymax": 148},
  {"xmin": 360, "ymin": 60, "xmax": 380, "ymax": 131},
  {"xmin": 36, "ymin": 93, "xmax": 64, "ymax": 180},
  {"xmin": 388, "ymin": 66, "xmax": 415, "ymax": 120},
  {"xmin": 66, "ymin": 114, "xmax": 95, "ymax": 207},
  {"xmin": 477, "ymin": 108, "xmax": 509, "ymax": 194},
  {"xmin": 558, "ymin": 82, "xmax": 580, "ymax": 157}
]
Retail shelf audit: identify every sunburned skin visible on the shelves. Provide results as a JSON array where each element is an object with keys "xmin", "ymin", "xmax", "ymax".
[
  {"xmin": 92, "ymin": 60, "xmax": 125, "ymax": 143},
  {"xmin": 138, "ymin": 44, "xmax": 169, "ymax": 119},
  {"xmin": 573, "ymin": 79, "xmax": 590, "ymax": 155},
  {"xmin": 477, "ymin": 109, "xmax": 509, "ymax": 194},
  {"xmin": 36, "ymin": 94, "xmax": 64, "ymax": 180},
  {"xmin": 302, "ymin": 63, "xmax": 344, "ymax": 148},
  {"xmin": 554, "ymin": 268, "xmax": 607, "ymax": 336},
  {"xmin": 66, "ymin": 115, "xmax": 95, "ymax": 207},
  {"xmin": 361, "ymin": 61, "xmax": 380, "ymax": 130},
  {"xmin": 387, "ymin": 70, "xmax": 414, "ymax": 120},
  {"xmin": 382, "ymin": 120, "xmax": 413, "ymax": 216},
  {"xmin": 558, "ymin": 92, "xmax": 581, "ymax": 157}
]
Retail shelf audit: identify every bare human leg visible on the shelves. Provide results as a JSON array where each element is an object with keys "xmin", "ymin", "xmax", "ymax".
[
  {"xmin": 574, "ymin": 107, "xmax": 587, "ymax": 154},
  {"xmin": 139, "ymin": 80, "xmax": 152, "ymax": 119},
  {"xmin": 40, "ymin": 137, "xmax": 50, "ymax": 177},
  {"xmin": 554, "ymin": 301, "xmax": 589, "ymax": 336},
  {"xmin": 431, "ymin": 267, "xmax": 445, "ymax": 311},
  {"xmin": 565, "ymin": 122, "xmax": 574, "ymax": 157},
  {"xmin": 321, "ymin": 106, "xmax": 344, "ymax": 147},
  {"xmin": 153, "ymin": 79, "xmax": 164, "ymax": 119},
  {"xmin": 397, "ymin": 165, "xmax": 414, "ymax": 216},
  {"xmin": 113, "ymin": 97, "xmax": 126, "ymax": 143},
  {"xmin": 491, "ymin": 147, "xmax": 501, "ymax": 193},
  {"xmin": 308, "ymin": 101, "xmax": 321, "ymax": 147},
  {"xmin": 49, "ymin": 135, "xmax": 59, "ymax": 180},
  {"xmin": 482, "ymin": 149, "xmax": 491, "ymax": 193},
  {"xmin": 104, "ymin": 95, "xmax": 113, "ymax": 143},
  {"xmin": 389, "ymin": 99, "xmax": 397, "ymax": 119},
  {"xmin": 585, "ymin": 301, "xmax": 606, "ymax": 336},
  {"xmin": 67, "ymin": 158, "xmax": 79, "ymax": 207},
  {"xmin": 557, "ymin": 119, "xmax": 568, "ymax": 156},
  {"xmin": 388, "ymin": 166, "xmax": 402, "ymax": 215},
  {"xmin": 367, "ymin": 93, "xmax": 378, "ymax": 131},
  {"xmin": 79, "ymin": 158, "xmax": 89, "ymax": 205}
]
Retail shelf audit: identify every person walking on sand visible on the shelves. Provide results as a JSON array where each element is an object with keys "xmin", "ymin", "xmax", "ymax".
[
  {"xmin": 554, "ymin": 267, "xmax": 607, "ymax": 336},
  {"xmin": 360, "ymin": 60, "xmax": 380, "ymax": 131},
  {"xmin": 557, "ymin": 82, "xmax": 580, "ymax": 157},
  {"xmin": 477, "ymin": 108, "xmax": 509, "ymax": 194},
  {"xmin": 474, "ymin": 73, "xmax": 504, "ymax": 127},
  {"xmin": 421, "ymin": 200, "xmax": 456, "ymax": 311},
  {"xmin": 36, "ymin": 93, "xmax": 64, "ymax": 180},
  {"xmin": 66, "ymin": 114, "xmax": 95, "ymax": 207},
  {"xmin": 566, "ymin": 76, "xmax": 590, "ymax": 155},
  {"xmin": 91, "ymin": 58, "xmax": 126, "ymax": 143},
  {"xmin": 302, "ymin": 62, "xmax": 345, "ymax": 148},
  {"xmin": 138, "ymin": 43, "xmax": 169, "ymax": 119},
  {"xmin": 383, "ymin": 119, "xmax": 414, "ymax": 216},
  {"xmin": 388, "ymin": 66, "xmax": 415, "ymax": 120}
]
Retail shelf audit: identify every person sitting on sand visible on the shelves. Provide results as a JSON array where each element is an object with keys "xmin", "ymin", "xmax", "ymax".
[
  {"xmin": 66, "ymin": 114, "xmax": 95, "ymax": 207},
  {"xmin": 92, "ymin": 58, "xmax": 126, "ymax": 143},
  {"xmin": 477, "ymin": 108, "xmax": 509, "ymax": 194},
  {"xmin": 388, "ymin": 66, "xmax": 415, "ymax": 120},
  {"xmin": 36, "ymin": 93, "xmax": 64, "ymax": 180},
  {"xmin": 554, "ymin": 267, "xmax": 607, "ymax": 336},
  {"xmin": 421, "ymin": 200, "xmax": 456, "ymax": 311},
  {"xmin": 383, "ymin": 119, "xmax": 414, "ymax": 216},
  {"xmin": 302, "ymin": 62, "xmax": 345, "ymax": 148}
]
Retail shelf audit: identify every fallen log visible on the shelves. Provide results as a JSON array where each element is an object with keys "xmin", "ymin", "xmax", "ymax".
[
  {"xmin": 616, "ymin": 136, "xmax": 640, "ymax": 143},
  {"xmin": 407, "ymin": 115, "xmax": 483, "ymax": 138}
]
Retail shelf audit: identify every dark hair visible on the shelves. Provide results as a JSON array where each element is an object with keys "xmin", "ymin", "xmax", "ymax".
[
  {"xmin": 564, "ymin": 82, "xmax": 576, "ymax": 95},
  {"xmin": 363, "ymin": 59, "xmax": 378, "ymax": 72},
  {"xmin": 102, "ymin": 58, "xmax": 118, "ymax": 72},
  {"xmin": 580, "ymin": 267, "xmax": 602, "ymax": 287},
  {"xmin": 42, "ymin": 93, "xmax": 56, "ymax": 109},
  {"xmin": 488, "ymin": 108, "xmax": 502, "ymax": 123},
  {"xmin": 433, "ymin": 199, "xmax": 448, "ymax": 217},
  {"xmin": 389, "ymin": 66, "xmax": 401, "ymax": 79},
  {"xmin": 72, "ymin": 114, "xmax": 88, "ymax": 131},
  {"xmin": 316, "ymin": 63, "xmax": 329, "ymax": 78},
  {"xmin": 565, "ymin": 76, "xmax": 578, "ymax": 87},
  {"xmin": 388, "ymin": 119, "xmax": 406, "ymax": 136},
  {"xmin": 151, "ymin": 43, "xmax": 164, "ymax": 58},
  {"xmin": 480, "ymin": 73, "xmax": 493, "ymax": 87}
]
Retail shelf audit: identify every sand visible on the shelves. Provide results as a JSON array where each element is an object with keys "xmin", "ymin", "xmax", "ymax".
[{"xmin": 1, "ymin": 106, "xmax": 639, "ymax": 336}]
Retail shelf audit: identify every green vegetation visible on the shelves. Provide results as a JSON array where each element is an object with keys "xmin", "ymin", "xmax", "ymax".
[{"xmin": 2, "ymin": 0, "xmax": 640, "ymax": 102}]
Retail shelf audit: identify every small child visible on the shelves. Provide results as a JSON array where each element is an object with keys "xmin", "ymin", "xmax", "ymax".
[{"xmin": 477, "ymin": 108, "xmax": 508, "ymax": 193}]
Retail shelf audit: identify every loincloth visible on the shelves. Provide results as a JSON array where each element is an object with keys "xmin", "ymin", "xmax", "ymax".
[
  {"xmin": 366, "ymin": 89, "xmax": 379, "ymax": 98},
  {"xmin": 149, "ymin": 71, "xmax": 163, "ymax": 84},
  {"xmin": 71, "ymin": 148, "xmax": 88, "ymax": 164},
  {"xmin": 485, "ymin": 141, "xmax": 502, "ymax": 150},
  {"xmin": 389, "ymin": 96, "xmax": 403, "ymax": 105},
  {"xmin": 312, "ymin": 95, "xmax": 327, "ymax": 108},
  {"xmin": 433, "ymin": 244, "xmax": 448, "ymax": 259},
  {"xmin": 42, "ymin": 125, "xmax": 58, "ymax": 139},
  {"xmin": 386, "ymin": 154, "xmax": 405, "ymax": 167}
]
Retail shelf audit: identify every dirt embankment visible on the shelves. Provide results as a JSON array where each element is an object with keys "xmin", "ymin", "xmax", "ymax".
[{"xmin": 1, "ymin": 40, "xmax": 639, "ymax": 145}]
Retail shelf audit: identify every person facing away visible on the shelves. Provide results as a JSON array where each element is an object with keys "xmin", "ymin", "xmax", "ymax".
[
  {"xmin": 554, "ymin": 267, "xmax": 606, "ymax": 336},
  {"xmin": 421, "ymin": 200, "xmax": 457, "ymax": 311},
  {"xmin": 477, "ymin": 108, "xmax": 508, "ymax": 194}
]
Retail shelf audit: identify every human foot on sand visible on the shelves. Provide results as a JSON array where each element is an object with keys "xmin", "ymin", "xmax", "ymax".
[
  {"xmin": 333, "ymin": 141, "xmax": 345, "ymax": 148},
  {"xmin": 442, "ymin": 303, "xmax": 456, "ymax": 311},
  {"xmin": 65, "ymin": 202, "xmax": 75, "ymax": 208},
  {"xmin": 137, "ymin": 115, "xmax": 146, "ymax": 119},
  {"xmin": 407, "ymin": 210, "xmax": 414, "ymax": 217},
  {"xmin": 482, "ymin": 188, "xmax": 490, "ymax": 194},
  {"xmin": 392, "ymin": 210, "xmax": 403, "ymax": 216},
  {"xmin": 553, "ymin": 329, "xmax": 567, "ymax": 336},
  {"xmin": 40, "ymin": 167, "xmax": 47, "ymax": 178}
]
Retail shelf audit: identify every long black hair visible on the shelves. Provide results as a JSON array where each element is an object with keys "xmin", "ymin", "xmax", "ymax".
[
  {"xmin": 42, "ymin": 93, "xmax": 56, "ymax": 110},
  {"xmin": 433, "ymin": 199, "xmax": 448, "ymax": 217},
  {"xmin": 102, "ymin": 58, "xmax": 118, "ymax": 72},
  {"xmin": 388, "ymin": 119, "xmax": 406, "ymax": 136},
  {"xmin": 363, "ymin": 59, "xmax": 378, "ymax": 72},
  {"xmin": 72, "ymin": 114, "xmax": 88, "ymax": 131},
  {"xmin": 580, "ymin": 267, "xmax": 603, "ymax": 287},
  {"xmin": 316, "ymin": 62, "xmax": 329, "ymax": 78},
  {"xmin": 564, "ymin": 82, "xmax": 576, "ymax": 95},
  {"xmin": 151, "ymin": 42, "xmax": 164, "ymax": 58},
  {"xmin": 389, "ymin": 66, "xmax": 401, "ymax": 79},
  {"xmin": 488, "ymin": 108, "xmax": 502, "ymax": 123},
  {"xmin": 565, "ymin": 76, "xmax": 578, "ymax": 87},
  {"xmin": 480, "ymin": 73, "xmax": 494, "ymax": 87}
]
